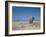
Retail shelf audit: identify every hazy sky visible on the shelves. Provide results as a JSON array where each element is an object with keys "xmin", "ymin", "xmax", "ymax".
[{"xmin": 12, "ymin": 6, "xmax": 40, "ymax": 21}]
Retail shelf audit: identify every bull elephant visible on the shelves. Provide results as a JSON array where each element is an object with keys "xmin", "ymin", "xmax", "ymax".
[{"xmin": 29, "ymin": 17, "xmax": 34, "ymax": 24}]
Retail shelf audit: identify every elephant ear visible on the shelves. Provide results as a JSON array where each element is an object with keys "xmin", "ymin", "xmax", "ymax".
[{"xmin": 32, "ymin": 17, "xmax": 34, "ymax": 21}]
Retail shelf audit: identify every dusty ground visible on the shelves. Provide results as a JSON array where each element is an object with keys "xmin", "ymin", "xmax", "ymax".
[{"xmin": 12, "ymin": 21, "xmax": 40, "ymax": 30}]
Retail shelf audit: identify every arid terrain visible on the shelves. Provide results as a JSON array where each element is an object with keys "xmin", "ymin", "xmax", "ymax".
[{"xmin": 12, "ymin": 21, "xmax": 40, "ymax": 30}]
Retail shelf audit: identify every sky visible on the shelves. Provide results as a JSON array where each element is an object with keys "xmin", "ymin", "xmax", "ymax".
[{"xmin": 12, "ymin": 6, "xmax": 40, "ymax": 21}]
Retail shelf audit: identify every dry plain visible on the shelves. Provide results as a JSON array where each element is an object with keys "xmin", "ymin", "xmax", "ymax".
[{"xmin": 12, "ymin": 20, "xmax": 40, "ymax": 30}]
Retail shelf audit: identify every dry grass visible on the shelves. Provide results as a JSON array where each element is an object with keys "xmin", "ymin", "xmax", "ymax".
[{"xmin": 12, "ymin": 21, "xmax": 40, "ymax": 30}]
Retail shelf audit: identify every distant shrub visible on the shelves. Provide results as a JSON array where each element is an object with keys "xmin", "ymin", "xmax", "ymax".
[{"xmin": 16, "ymin": 19, "xmax": 20, "ymax": 22}]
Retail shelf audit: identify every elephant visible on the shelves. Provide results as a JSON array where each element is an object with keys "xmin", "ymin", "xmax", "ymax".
[{"xmin": 29, "ymin": 17, "xmax": 34, "ymax": 24}]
